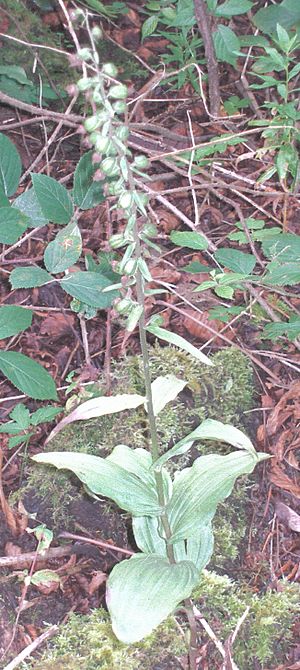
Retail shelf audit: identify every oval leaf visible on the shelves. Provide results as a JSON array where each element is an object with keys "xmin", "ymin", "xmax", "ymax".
[
  {"xmin": 13, "ymin": 187, "xmax": 49, "ymax": 228},
  {"xmin": 214, "ymin": 248, "xmax": 256, "ymax": 274},
  {"xmin": 32, "ymin": 451, "xmax": 162, "ymax": 516},
  {"xmin": 0, "ymin": 207, "xmax": 29, "ymax": 244},
  {"xmin": 170, "ymin": 230, "xmax": 208, "ymax": 251},
  {"xmin": 0, "ymin": 133, "xmax": 22, "ymax": 196},
  {"xmin": 0, "ymin": 305, "xmax": 32, "ymax": 340},
  {"xmin": 149, "ymin": 375, "xmax": 187, "ymax": 416},
  {"xmin": 60, "ymin": 271, "xmax": 119, "ymax": 308},
  {"xmin": 0, "ymin": 351, "xmax": 57, "ymax": 400},
  {"xmin": 44, "ymin": 221, "xmax": 82, "ymax": 273},
  {"xmin": 10, "ymin": 266, "xmax": 53, "ymax": 289},
  {"xmin": 106, "ymin": 554, "xmax": 198, "ymax": 643},
  {"xmin": 31, "ymin": 173, "xmax": 73, "ymax": 224},
  {"xmin": 73, "ymin": 151, "xmax": 105, "ymax": 210}
]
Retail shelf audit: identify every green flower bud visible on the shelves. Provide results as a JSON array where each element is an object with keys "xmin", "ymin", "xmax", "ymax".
[
  {"xmin": 115, "ymin": 298, "xmax": 133, "ymax": 315},
  {"xmin": 109, "ymin": 84, "xmax": 128, "ymax": 100},
  {"xmin": 84, "ymin": 115, "xmax": 102, "ymax": 133},
  {"xmin": 142, "ymin": 222, "xmax": 157, "ymax": 238},
  {"xmin": 91, "ymin": 26, "xmax": 103, "ymax": 40},
  {"xmin": 115, "ymin": 126, "xmax": 129, "ymax": 141},
  {"xmin": 123, "ymin": 259, "xmax": 137, "ymax": 275},
  {"xmin": 101, "ymin": 157, "xmax": 119, "ymax": 176},
  {"xmin": 78, "ymin": 48, "xmax": 93, "ymax": 62},
  {"xmin": 94, "ymin": 135, "xmax": 111, "ymax": 153},
  {"xmin": 102, "ymin": 62, "xmax": 118, "ymax": 77},
  {"xmin": 92, "ymin": 89, "xmax": 104, "ymax": 104},
  {"xmin": 126, "ymin": 304, "xmax": 143, "ymax": 332},
  {"xmin": 108, "ymin": 181, "xmax": 124, "ymax": 196},
  {"xmin": 109, "ymin": 233, "xmax": 127, "ymax": 249},
  {"xmin": 112, "ymin": 100, "xmax": 127, "ymax": 114},
  {"xmin": 77, "ymin": 77, "xmax": 93, "ymax": 91},
  {"xmin": 133, "ymin": 154, "xmax": 149, "ymax": 169},
  {"xmin": 118, "ymin": 192, "xmax": 133, "ymax": 209}
]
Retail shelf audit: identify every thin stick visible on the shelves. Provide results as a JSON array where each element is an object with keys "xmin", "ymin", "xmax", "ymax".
[
  {"xmin": 58, "ymin": 531, "xmax": 134, "ymax": 556},
  {"xmin": 2, "ymin": 626, "xmax": 58, "ymax": 670},
  {"xmin": 193, "ymin": 0, "xmax": 220, "ymax": 116}
]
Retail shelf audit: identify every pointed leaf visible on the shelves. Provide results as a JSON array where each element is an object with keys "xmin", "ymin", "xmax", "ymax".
[
  {"xmin": 32, "ymin": 451, "xmax": 162, "ymax": 516},
  {"xmin": 44, "ymin": 221, "xmax": 82, "ymax": 273},
  {"xmin": 46, "ymin": 393, "xmax": 145, "ymax": 442},
  {"xmin": 146, "ymin": 324, "xmax": 213, "ymax": 366},
  {"xmin": 73, "ymin": 151, "xmax": 105, "ymax": 210},
  {"xmin": 167, "ymin": 450, "xmax": 268, "ymax": 542},
  {"xmin": 13, "ymin": 187, "xmax": 49, "ymax": 228},
  {"xmin": 0, "ymin": 207, "xmax": 29, "ymax": 244},
  {"xmin": 0, "ymin": 351, "xmax": 57, "ymax": 400},
  {"xmin": 149, "ymin": 375, "xmax": 187, "ymax": 416},
  {"xmin": 31, "ymin": 173, "xmax": 73, "ymax": 224},
  {"xmin": 170, "ymin": 230, "xmax": 208, "ymax": 251},
  {"xmin": 107, "ymin": 445, "xmax": 172, "ymax": 502},
  {"xmin": 214, "ymin": 248, "xmax": 256, "ymax": 274},
  {"xmin": 10, "ymin": 403, "xmax": 30, "ymax": 429},
  {"xmin": 0, "ymin": 306, "xmax": 32, "ymax": 339},
  {"xmin": 213, "ymin": 25, "xmax": 242, "ymax": 66},
  {"xmin": 10, "ymin": 266, "xmax": 53, "ymax": 289},
  {"xmin": 106, "ymin": 554, "xmax": 198, "ymax": 643},
  {"xmin": 185, "ymin": 524, "xmax": 214, "ymax": 572},
  {"xmin": 59, "ymin": 271, "xmax": 119, "ymax": 308},
  {"xmin": 0, "ymin": 133, "xmax": 22, "ymax": 196}
]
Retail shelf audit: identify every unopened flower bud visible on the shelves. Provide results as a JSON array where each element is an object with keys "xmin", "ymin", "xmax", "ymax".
[{"xmin": 109, "ymin": 84, "xmax": 128, "ymax": 100}]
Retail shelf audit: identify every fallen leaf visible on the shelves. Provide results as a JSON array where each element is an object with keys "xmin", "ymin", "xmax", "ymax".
[
  {"xmin": 40, "ymin": 313, "xmax": 75, "ymax": 338},
  {"xmin": 275, "ymin": 502, "xmax": 300, "ymax": 532},
  {"xmin": 88, "ymin": 571, "xmax": 107, "ymax": 595},
  {"xmin": 269, "ymin": 464, "xmax": 300, "ymax": 497}
]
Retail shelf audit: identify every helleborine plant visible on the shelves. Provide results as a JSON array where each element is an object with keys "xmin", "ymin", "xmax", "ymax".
[{"xmin": 33, "ymin": 45, "xmax": 268, "ymax": 651}]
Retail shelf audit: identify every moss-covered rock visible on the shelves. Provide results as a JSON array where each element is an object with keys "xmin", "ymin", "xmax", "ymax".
[{"xmin": 24, "ymin": 572, "xmax": 299, "ymax": 670}]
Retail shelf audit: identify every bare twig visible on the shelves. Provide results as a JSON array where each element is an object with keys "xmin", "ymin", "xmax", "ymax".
[
  {"xmin": 193, "ymin": 0, "xmax": 220, "ymax": 116},
  {"xmin": 2, "ymin": 626, "xmax": 58, "ymax": 670}
]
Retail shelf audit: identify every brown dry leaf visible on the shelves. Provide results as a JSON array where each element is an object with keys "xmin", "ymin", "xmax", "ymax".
[
  {"xmin": 88, "ymin": 571, "xmax": 107, "ymax": 595},
  {"xmin": 267, "ymin": 382, "xmax": 300, "ymax": 436},
  {"xmin": 150, "ymin": 265, "xmax": 181, "ymax": 284},
  {"xmin": 155, "ymin": 207, "xmax": 181, "ymax": 233},
  {"xmin": 40, "ymin": 312, "xmax": 75, "ymax": 338},
  {"xmin": 269, "ymin": 464, "xmax": 300, "ymax": 497},
  {"xmin": 4, "ymin": 542, "xmax": 22, "ymax": 557},
  {"xmin": 183, "ymin": 308, "xmax": 234, "ymax": 344},
  {"xmin": 275, "ymin": 501, "xmax": 300, "ymax": 532}
]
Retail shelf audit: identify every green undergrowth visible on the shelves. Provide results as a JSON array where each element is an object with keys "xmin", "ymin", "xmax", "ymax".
[
  {"xmin": 20, "ymin": 345, "xmax": 255, "ymax": 568},
  {"xmin": 24, "ymin": 572, "xmax": 299, "ymax": 670}
]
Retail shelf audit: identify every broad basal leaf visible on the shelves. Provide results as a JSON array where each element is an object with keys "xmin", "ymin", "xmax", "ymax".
[
  {"xmin": 10, "ymin": 266, "xmax": 53, "ymax": 289},
  {"xmin": 32, "ymin": 451, "xmax": 162, "ymax": 516},
  {"xmin": 44, "ymin": 221, "xmax": 82, "ymax": 273},
  {"xmin": 167, "ymin": 450, "xmax": 268, "ymax": 543},
  {"xmin": 0, "ymin": 351, "xmax": 57, "ymax": 400},
  {"xmin": 60, "ymin": 271, "xmax": 119, "ymax": 308},
  {"xmin": 73, "ymin": 150, "xmax": 105, "ymax": 210},
  {"xmin": 106, "ymin": 553, "xmax": 198, "ymax": 643},
  {"xmin": 46, "ymin": 393, "xmax": 145, "ymax": 442},
  {"xmin": 0, "ymin": 207, "xmax": 29, "ymax": 244},
  {"xmin": 107, "ymin": 445, "xmax": 173, "ymax": 502},
  {"xmin": 0, "ymin": 305, "xmax": 32, "ymax": 340},
  {"xmin": 13, "ymin": 187, "xmax": 49, "ymax": 228},
  {"xmin": 146, "ymin": 324, "xmax": 213, "ymax": 366},
  {"xmin": 31, "ymin": 173, "xmax": 73, "ymax": 224},
  {"xmin": 0, "ymin": 133, "xmax": 22, "ymax": 197},
  {"xmin": 149, "ymin": 375, "xmax": 186, "ymax": 416}
]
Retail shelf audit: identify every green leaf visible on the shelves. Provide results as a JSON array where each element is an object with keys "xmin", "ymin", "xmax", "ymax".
[
  {"xmin": 213, "ymin": 25, "xmax": 242, "ymax": 66},
  {"xmin": 170, "ymin": 230, "xmax": 208, "ymax": 250},
  {"xmin": 46, "ymin": 393, "xmax": 145, "ymax": 442},
  {"xmin": 214, "ymin": 0, "xmax": 252, "ymax": 17},
  {"xmin": 182, "ymin": 261, "xmax": 212, "ymax": 273},
  {"xmin": 30, "ymin": 406, "xmax": 62, "ymax": 426},
  {"xmin": 10, "ymin": 402, "xmax": 31, "ymax": 429},
  {"xmin": 0, "ymin": 65, "xmax": 33, "ymax": 85},
  {"xmin": 73, "ymin": 151, "xmax": 105, "ymax": 210},
  {"xmin": 167, "ymin": 450, "xmax": 267, "ymax": 543},
  {"xmin": 0, "ymin": 351, "xmax": 57, "ymax": 400},
  {"xmin": 215, "ymin": 285, "xmax": 235, "ymax": 299},
  {"xmin": 142, "ymin": 15, "xmax": 159, "ymax": 40},
  {"xmin": 185, "ymin": 525, "xmax": 214, "ymax": 572},
  {"xmin": 261, "ymin": 317, "xmax": 300, "ymax": 341},
  {"xmin": 13, "ymin": 188, "xmax": 49, "ymax": 228},
  {"xmin": 214, "ymin": 248, "xmax": 256, "ymax": 274},
  {"xmin": 261, "ymin": 233, "xmax": 300, "ymax": 262},
  {"xmin": 9, "ymin": 433, "xmax": 33, "ymax": 449},
  {"xmin": 107, "ymin": 445, "xmax": 172, "ymax": 501},
  {"xmin": 30, "ymin": 569, "xmax": 61, "ymax": 586},
  {"xmin": 153, "ymin": 418, "xmax": 257, "ymax": 469},
  {"xmin": 106, "ymin": 554, "xmax": 198, "ymax": 643},
  {"xmin": 31, "ymin": 173, "xmax": 73, "ymax": 225},
  {"xmin": 59, "ymin": 271, "xmax": 119, "ymax": 308},
  {"xmin": 0, "ymin": 207, "xmax": 29, "ymax": 244},
  {"xmin": 264, "ymin": 262, "xmax": 300, "ymax": 286},
  {"xmin": 276, "ymin": 145, "xmax": 298, "ymax": 180},
  {"xmin": 32, "ymin": 451, "xmax": 163, "ymax": 516},
  {"xmin": 146, "ymin": 324, "xmax": 213, "ymax": 366},
  {"xmin": 0, "ymin": 133, "xmax": 22, "ymax": 197},
  {"xmin": 44, "ymin": 221, "xmax": 82, "ymax": 273},
  {"xmin": 253, "ymin": 0, "xmax": 300, "ymax": 35},
  {"xmin": 149, "ymin": 375, "xmax": 186, "ymax": 416},
  {"xmin": 10, "ymin": 266, "xmax": 53, "ymax": 289},
  {"xmin": 0, "ymin": 305, "xmax": 32, "ymax": 339}
]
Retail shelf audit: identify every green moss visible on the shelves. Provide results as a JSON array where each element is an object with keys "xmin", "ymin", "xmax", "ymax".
[{"xmin": 25, "ymin": 572, "xmax": 299, "ymax": 670}]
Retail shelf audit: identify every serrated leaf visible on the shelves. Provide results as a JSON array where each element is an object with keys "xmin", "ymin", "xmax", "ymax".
[
  {"xmin": 13, "ymin": 188, "xmax": 49, "ymax": 228},
  {"xmin": 253, "ymin": 0, "xmax": 300, "ymax": 34},
  {"xmin": 0, "ymin": 305, "xmax": 32, "ymax": 339},
  {"xmin": 182, "ymin": 261, "xmax": 212, "ymax": 273},
  {"xmin": 10, "ymin": 402, "xmax": 31, "ymax": 429},
  {"xmin": 167, "ymin": 449, "xmax": 267, "ymax": 542},
  {"xmin": 46, "ymin": 393, "xmax": 145, "ymax": 442},
  {"xmin": 142, "ymin": 14, "xmax": 159, "ymax": 40},
  {"xmin": 73, "ymin": 151, "xmax": 105, "ymax": 210},
  {"xmin": 261, "ymin": 233, "xmax": 300, "ymax": 262},
  {"xmin": 59, "ymin": 271, "xmax": 119, "ymax": 308},
  {"xmin": 0, "ymin": 207, "xmax": 29, "ymax": 244},
  {"xmin": 106, "ymin": 554, "xmax": 198, "ymax": 643},
  {"xmin": 0, "ymin": 133, "xmax": 22, "ymax": 197},
  {"xmin": 31, "ymin": 173, "xmax": 73, "ymax": 224},
  {"xmin": 0, "ymin": 351, "xmax": 57, "ymax": 400},
  {"xmin": 170, "ymin": 230, "xmax": 208, "ymax": 250},
  {"xmin": 9, "ymin": 433, "xmax": 32, "ymax": 449},
  {"xmin": 146, "ymin": 324, "xmax": 213, "ymax": 366},
  {"xmin": 214, "ymin": 248, "xmax": 256, "ymax": 274},
  {"xmin": 44, "ymin": 221, "xmax": 82, "ymax": 273},
  {"xmin": 32, "ymin": 451, "xmax": 163, "ymax": 516},
  {"xmin": 261, "ymin": 318, "xmax": 300, "ymax": 341},
  {"xmin": 10, "ymin": 266, "xmax": 53, "ymax": 289},
  {"xmin": 214, "ymin": 0, "xmax": 252, "ymax": 17},
  {"xmin": 149, "ymin": 375, "xmax": 186, "ymax": 416},
  {"xmin": 264, "ymin": 262, "xmax": 300, "ymax": 286},
  {"xmin": 30, "ymin": 406, "xmax": 62, "ymax": 426},
  {"xmin": 213, "ymin": 25, "xmax": 242, "ymax": 66}
]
